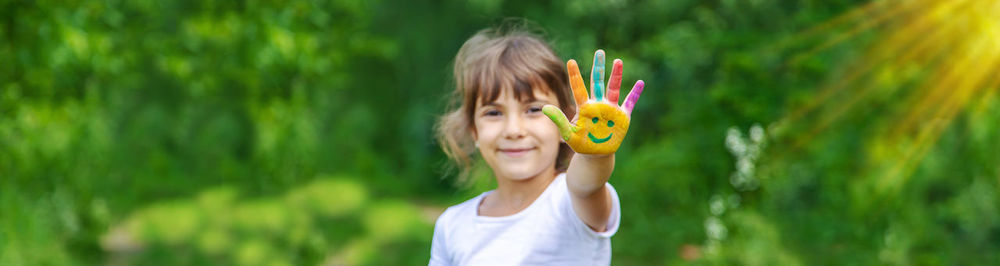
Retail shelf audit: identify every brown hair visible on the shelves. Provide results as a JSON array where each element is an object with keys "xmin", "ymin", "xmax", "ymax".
[{"xmin": 435, "ymin": 26, "xmax": 576, "ymax": 183}]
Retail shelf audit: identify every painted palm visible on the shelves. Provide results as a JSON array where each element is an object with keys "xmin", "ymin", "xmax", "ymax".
[{"xmin": 543, "ymin": 50, "xmax": 645, "ymax": 155}]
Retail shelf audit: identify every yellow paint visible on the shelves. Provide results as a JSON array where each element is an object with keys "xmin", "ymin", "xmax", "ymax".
[{"xmin": 567, "ymin": 101, "xmax": 630, "ymax": 154}]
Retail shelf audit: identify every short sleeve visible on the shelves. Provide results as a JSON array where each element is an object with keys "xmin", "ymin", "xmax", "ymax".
[
  {"xmin": 429, "ymin": 209, "xmax": 452, "ymax": 266},
  {"xmin": 588, "ymin": 183, "xmax": 621, "ymax": 238}
]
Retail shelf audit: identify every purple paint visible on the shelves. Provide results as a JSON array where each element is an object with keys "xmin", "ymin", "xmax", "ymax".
[{"xmin": 624, "ymin": 80, "xmax": 644, "ymax": 116}]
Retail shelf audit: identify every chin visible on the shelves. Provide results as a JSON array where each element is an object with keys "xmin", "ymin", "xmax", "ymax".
[
  {"xmin": 495, "ymin": 162, "xmax": 550, "ymax": 181},
  {"xmin": 499, "ymin": 170, "xmax": 537, "ymax": 181}
]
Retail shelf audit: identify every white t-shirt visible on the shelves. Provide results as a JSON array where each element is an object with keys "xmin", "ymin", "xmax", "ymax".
[{"xmin": 429, "ymin": 173, "xmax": 621, "ymax": 266}]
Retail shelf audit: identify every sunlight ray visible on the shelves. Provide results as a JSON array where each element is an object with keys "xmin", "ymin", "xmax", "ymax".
[{"xmin": 774, "ymin": 0, "xmax": 1000, "ymax": 187}]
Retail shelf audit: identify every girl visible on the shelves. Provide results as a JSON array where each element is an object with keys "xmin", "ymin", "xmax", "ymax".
[{"xmin": 431, "ymin": 26, "xmax": 644, "ymax": 265}]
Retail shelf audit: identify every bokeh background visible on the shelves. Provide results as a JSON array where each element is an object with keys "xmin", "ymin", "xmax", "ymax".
[{"xmin": 3, "ymin": 0, "xmax": 999, "ymax": 265}]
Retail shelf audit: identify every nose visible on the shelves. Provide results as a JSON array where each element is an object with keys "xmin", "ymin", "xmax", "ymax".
[{"xmin": 503, "ymin": 112, "xmax": 527, "ymax": 139}]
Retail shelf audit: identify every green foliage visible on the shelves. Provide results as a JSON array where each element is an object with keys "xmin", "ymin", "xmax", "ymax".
[
  {"xmin": 2, "ymin": 0, "xmax": 999, "ymax": 265},
  {"xmin": 103, "ymin": 175, "xmax": 429, "ymax": 265}
]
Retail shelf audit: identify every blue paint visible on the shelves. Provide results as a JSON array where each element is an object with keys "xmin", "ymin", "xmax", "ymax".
[{"xmin": 592, "ymin": 50, "xmax": 605, "ymax": 100}]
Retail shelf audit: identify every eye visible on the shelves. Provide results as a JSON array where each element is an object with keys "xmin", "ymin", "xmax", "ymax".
[
  {"xmin": 528, "ymin": 106, "xmax": 543, "ymax": 113},
  {"xmin": 607, "ymin": 120, "xmax": 615, "ymax": 127},
  {"xmin": 484, "ymin": 110, "xmax": 502, "ymax": 117},
  {"xmin": 592, "ymin": 117, "xmax": 599, "ymax": 124}
]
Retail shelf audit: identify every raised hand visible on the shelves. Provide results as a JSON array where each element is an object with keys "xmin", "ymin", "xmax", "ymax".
[{"xmin": 543, "ymin": 50, "xmax": 645, "ymax": 155}]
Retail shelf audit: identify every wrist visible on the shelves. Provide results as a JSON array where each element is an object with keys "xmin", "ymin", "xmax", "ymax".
[{"xmin": 577, "ymin": 153, "xmax": 614, "ymax": 159}]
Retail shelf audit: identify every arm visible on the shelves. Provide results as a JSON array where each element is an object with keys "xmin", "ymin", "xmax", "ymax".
[
  {"xmin": 543, "ymin": 50, "xmax": 645, "ymax": 232},
  {"xmin": 566, "ymin": 153, "xmax": 614, "ymax": 231}
]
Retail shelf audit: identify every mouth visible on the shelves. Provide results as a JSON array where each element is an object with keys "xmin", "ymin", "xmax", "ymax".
[
  {"xmin": 588, "ymin": 132, "xmax": 612, "ymax": 143},
  {"xmin": 498, "ymin": 148, "xmax": 535, "ymax": 158}
]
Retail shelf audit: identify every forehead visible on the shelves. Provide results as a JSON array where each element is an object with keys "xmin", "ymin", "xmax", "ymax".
[{"xmin": 477, "ymin": 84, "xmax": 557, "ymax": 106}]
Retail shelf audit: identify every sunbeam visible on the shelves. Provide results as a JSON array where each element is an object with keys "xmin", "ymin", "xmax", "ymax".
[{"xmin": 775, "ymin": 0, "xmax": 1000, "ymax": 192}]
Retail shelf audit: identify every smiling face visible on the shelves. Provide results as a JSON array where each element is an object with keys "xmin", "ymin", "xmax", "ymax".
[
  {"xmin": 472, "ymin": 88, "xmax": 563, "ymax": 181},
  {"xmin": 567, "ymin": 102, "xmax": 630, "ymax": 154}
]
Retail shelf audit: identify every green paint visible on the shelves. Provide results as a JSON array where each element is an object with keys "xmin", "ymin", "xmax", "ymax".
[
  {"xmin": 588, "ymin": 132, "xmax": 612, "ymax": 143},
  {"xmin": 592, "ymin": 117, "xmax": 599, "ymax": 123},
  {"xmin": 607, "ymin": 120, "xmax": 614, "ymax": 127},
  {"xmin": 543, "ymin": 105, "xmax": 574, "ymax": 141}
]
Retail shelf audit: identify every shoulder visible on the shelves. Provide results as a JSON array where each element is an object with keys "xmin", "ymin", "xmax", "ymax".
[{"xmin": 432, "ymin": 193, "xmax": 488, "ymax": 266}]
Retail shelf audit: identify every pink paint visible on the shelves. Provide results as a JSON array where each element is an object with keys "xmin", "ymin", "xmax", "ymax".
[{"xmin": 608, "ymin": 59, "xmax": 623, "ymax": 104}]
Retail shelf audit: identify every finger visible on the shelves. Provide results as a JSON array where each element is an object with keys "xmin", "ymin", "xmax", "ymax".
[
  {"xmin": 542, "ymin": 105, "xmax": 577, "ymax": 141},
  {"xmin": 566, "ymin": 60, "xmax": 588, "ymax": 107},
  {"xmin": 607, "ymin": 59, "xmax": 623, "ymax": 104},
  {"xmin": 623, "ymin": 80, "xmax": 644, "ymax": 116},
  {"xmin": 590, "ymin": 50, "xmax": 606, "ymax": 101}
]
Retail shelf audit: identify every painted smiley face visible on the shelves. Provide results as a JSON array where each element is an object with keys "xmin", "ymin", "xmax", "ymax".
[
  {"xmin": 587, "ymin": 117, "xmax": 615, "ymax": 143},
  {"xmin": 568, "ymin": 102, "xmax": 630, "ymax": 154}
]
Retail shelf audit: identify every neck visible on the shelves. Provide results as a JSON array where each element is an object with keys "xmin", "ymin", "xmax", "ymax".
[{"xmin": 483, "ymin": 166, "xmax": 559, "ymax": 216}]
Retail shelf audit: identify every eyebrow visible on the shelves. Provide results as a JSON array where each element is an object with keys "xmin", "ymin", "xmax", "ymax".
[{"xmin": 479, "ymin": 98, "xmax": 552, "ymax": 108}]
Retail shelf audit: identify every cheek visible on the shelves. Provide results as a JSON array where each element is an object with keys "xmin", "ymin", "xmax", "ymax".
[
  {"xmin": 473, "ymin": 120, "xmax": 500, "ymax": 143},
  {"xmin": 533, "ymin": 119, "xmax": 562, "ymax": 141}
]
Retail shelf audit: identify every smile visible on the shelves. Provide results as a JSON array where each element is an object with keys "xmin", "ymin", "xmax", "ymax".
[
  {"xmin": 588, "ymin": 132, "xmax": 612, "ymax": 143},
  {"xmin": 499, "ymin": 148, "xmax": 534, "ymax": 158}
]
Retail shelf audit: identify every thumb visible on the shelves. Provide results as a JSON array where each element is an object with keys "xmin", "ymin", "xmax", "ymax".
[{"xmin": 542, "ymin": 105, "xmax": 575, "ymax": 141}]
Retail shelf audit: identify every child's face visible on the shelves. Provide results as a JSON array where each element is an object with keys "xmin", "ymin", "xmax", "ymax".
[{"xmin": 473, "ymin": 87, "xmax": 562, "ymax": 181}]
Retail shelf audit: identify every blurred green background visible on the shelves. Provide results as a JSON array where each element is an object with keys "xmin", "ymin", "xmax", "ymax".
[{"xmin": 2, "ymin": 0, "xmax": 999, "ymax": 265}]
